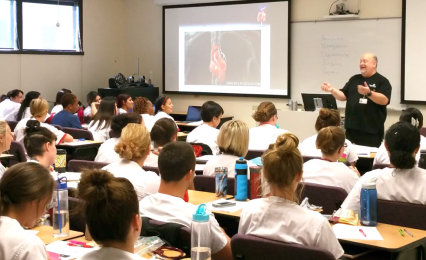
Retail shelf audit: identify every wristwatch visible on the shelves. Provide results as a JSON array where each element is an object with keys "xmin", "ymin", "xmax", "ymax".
[{"xmin": 367, "ymin": 90, "xmax": 372, "ymax": 97}]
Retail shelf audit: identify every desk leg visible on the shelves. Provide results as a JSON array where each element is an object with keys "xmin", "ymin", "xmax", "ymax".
[{"xmin": 390, "ymin": 240, "xmax": 426, "ymax": 260}]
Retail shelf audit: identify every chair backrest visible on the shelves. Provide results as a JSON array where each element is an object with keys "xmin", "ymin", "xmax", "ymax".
[
  {"xmin": 8, "ymin": 141, "xmax": 27, "ymax": 166},
  {"xmin": 6, "ymin": 120, "xmax": 18, "ymax": 132},
  {"xmin": 245, "ymin": 150, "xmax": 265, "ymax": 160},
  {"xmin": 194, "ymin": 175, "xmax": 236, "ymax": 196},
  {"xmin": 69, "ymin": 197, "xmax": 86, "ymax": 233},
  {"xmin": 62, "ymin": 127, "xmax": 93, "ymax": 140},
  {"xmin": 143, "ymin": 166, "xmax": 160, "ymax": 176},
  {"xmin": 298, "ymin": 182, "xmax": 348, "ymax": 214},
  {"xmin": 143, "ymin": 218, "xmax": 191, "ymax": 257},
  {"xmin": 231, "ymin": 234, "xmax": 335, "ymax": 260},
  {"xmin": 420, "ymin": 128, "xmax": 426, "ymax": 138},
  {"xmin": 372, "ymin": 163, "xmax": 390, "ymax": 170},
  {"xmin": 302, "ymin": 156, "xmax": 320, "ymax": 163},
  {"xmin": 50, "ymin": 124, "xmax": 63, "ymax": 130},
  {"xmin": 67, "ymin": 160, "xmax": 108, "ymax": 172},
  {"xmin": 378, "ymin": 200, "xmax": 426, "ymax": 230}
]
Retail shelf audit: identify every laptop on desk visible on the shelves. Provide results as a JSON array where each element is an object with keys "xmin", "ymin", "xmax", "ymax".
[{"xmin": 178, "ymin": 106, "xmax": 202, "ymax": 123}]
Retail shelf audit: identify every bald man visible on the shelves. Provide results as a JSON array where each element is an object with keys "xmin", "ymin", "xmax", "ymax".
[{"xmin": 321, "ymin": 53, "xmax": 392, "ymax": 147}]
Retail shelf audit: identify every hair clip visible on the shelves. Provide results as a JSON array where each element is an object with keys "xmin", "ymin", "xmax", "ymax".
[{"xmin": 411, "ymin": 117, "xmax": 419, "ymax": 128}]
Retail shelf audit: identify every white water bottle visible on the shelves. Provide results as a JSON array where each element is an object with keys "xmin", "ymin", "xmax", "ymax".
[{"xmin": 191, "ymin": 204, "xmax": 211, "ymax": 260}]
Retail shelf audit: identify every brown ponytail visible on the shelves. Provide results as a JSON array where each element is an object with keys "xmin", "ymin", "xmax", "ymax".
[
  {"xmin": 252, "ymin": 102, "xmax": 277, "ymax": 122},
  {"xmin": 315, "ymin": 108, "xmax": 341, "ymax": 131},
  {"xmin": 261, "ymin": 133, "xmax": 303, "ymax": 201},
  {"xmin": 316, "ymin": 126, "xmax": 345, "ymax": 155},
  {"xmin": 0, "ymin": 162, "xmax": 55, "ymax": 213},
  {"xmin": 77, "ymin": 169, "xmax": 139, "ymax": 245}
]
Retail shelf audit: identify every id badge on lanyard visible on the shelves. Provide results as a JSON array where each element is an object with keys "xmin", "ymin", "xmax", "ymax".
[{"xmin": 359, "ymin": 97, "xmax": 368, "ymax": 104}]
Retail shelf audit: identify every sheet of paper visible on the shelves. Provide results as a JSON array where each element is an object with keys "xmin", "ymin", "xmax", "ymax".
[
  {"xmin": 67, "ymin": 182, "xmax": 79, "ymax": 189},
  {"xmin": 195, "ymin": 164, "xmax": 205, "ymax": 171},
  {"xmin": 353, "ymin": 145, "xmax": 374, "ymax": 155},
  {"xmin": 196, "ymin": 155, "xmax": 216, "ymax": 163},
  {"xmin": 46, "ymin": 241, "xmax": 99, "ymax": 260},
  {"xmin": 58, "ymin": 172, "xmax": 82, "ymax": 181},
  {"xmin": 205, "ymin": 199, "xmax": 247, "ymax": 213},
  {"xmin": 187, "ymin": 120, "xmax": 203, "ymax": 126},
  {"xmin": 24, "ymin": 230, "xmax": 39, "ymax": 235},
  {"xmin": 333, "ymin": 224, "xmax": 383, "ymax": 240}
]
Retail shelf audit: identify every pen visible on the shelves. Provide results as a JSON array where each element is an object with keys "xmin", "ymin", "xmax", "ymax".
[
  {"xmin": 359, "ymin": 229, "xmax": 366, "ymax": 237},
  {"xmin": 398, "ymin": 228, "xmax": 405, "ymax": 237},
  {"xmin": 69, "ymin": 240, "xmax": 86, "ymax": 245},
  {"xmin": 404, "ymin": 229, "xmax": 414, "ymax": 237}
]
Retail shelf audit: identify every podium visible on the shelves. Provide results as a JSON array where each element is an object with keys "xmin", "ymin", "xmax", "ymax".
[{"xmin": 98, "ymin": 87, "xmax": 159, "ymax": 104}]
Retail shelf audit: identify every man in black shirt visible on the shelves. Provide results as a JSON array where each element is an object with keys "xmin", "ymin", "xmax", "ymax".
[{"xmin": 321, "ymin": 53, "xmax": 392, "ymax": 147}]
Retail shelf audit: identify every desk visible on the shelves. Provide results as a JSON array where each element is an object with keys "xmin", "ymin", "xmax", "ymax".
[
  {"xmin": 57, "ymin": 140, "xmax": 102, "ymax": 162},
  {"xmin": 188, "ymin": 190, "xmax": 242, "ymax": 218},
  {"xmin": 33, "ymin": 225, "xmax": 84, "ymax": 245},
  {"xmin": 177, "ymin": 132, "xmax": 188, "ymax": 141}
]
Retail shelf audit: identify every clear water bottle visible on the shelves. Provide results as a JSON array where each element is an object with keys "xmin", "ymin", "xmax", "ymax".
[
  {"xmin": 53, "ymin": 179, "xmax": 70, "ymax": 237},
  {"xmin": 360, "ymin": 178, "xmax": 378, "ymax": 226},
  {"xmin": 235, "ymin": 157, "xmax": 248, "ymax": 201},
  {"xmin": 191, "ymin": 204, "xmax": 211, "ymax": 260}
]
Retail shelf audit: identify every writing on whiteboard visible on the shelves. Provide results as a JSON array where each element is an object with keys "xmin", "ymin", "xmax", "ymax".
[{"xmin": 321, "ymin": 35, "xmax": 349, "ymax": 75}]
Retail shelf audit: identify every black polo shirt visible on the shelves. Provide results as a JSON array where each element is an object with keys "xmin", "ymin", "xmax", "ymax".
[{"xmin": 340, "ymin": 72, "xmax": 392, "ymax": 134}]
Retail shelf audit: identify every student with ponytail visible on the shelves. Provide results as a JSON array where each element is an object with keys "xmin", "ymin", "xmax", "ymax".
[
  {"xmin": 16, "ymin": 91, "xmax": 42, "ymax": 121},
  {"xmin": 303, "ymin": 126, "xmax": 360, "ymax": 193},
  {"xmin": 238, "ymin": 133, "xmax": 344, "ymax": 259},
  {"xmin": 0, "ymin": 89, "xmax": 24, "ymax": 121},
  {"xmin": 0, "ymin": 120, "xmax": 13, "ymax": 178},
  {"xmin": 24, "ymin": 120, "xmax": 57, "ymax": 169},
  {"xmin": 300, "ymin": 108, "xmax": 358, "ymax": 166},
  {"xmin": 77, "ymin": 169, "xmax": 143, "ymax": 260},
  {"xmin": 249, "ymin": 102, "xmax": 289, "ymax": 150},
  {"xmin": 0, "ymin": 162, "xmax": 55, "ymax": 260},
  {"xmin": 374, "ymin": 107, "xmax": 426, "ymax": 165},
  {"xmin": 342, "ymin": 121, "xmax": 426, "ymax": 215}
]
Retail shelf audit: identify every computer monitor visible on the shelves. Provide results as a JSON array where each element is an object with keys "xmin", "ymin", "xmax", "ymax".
[
  {"xmin": 301, "ymin": 93, "xmax": 338, "ymax": 112},
  {"xmin": 186, "ymin": 106, "xmax": 202, "ymax": 121}
]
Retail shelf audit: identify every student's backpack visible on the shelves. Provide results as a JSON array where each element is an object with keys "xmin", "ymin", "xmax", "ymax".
[
  {"xmin": 191, "ymin": 143, "xmax": 213, "ymax": 157},
  {"xmin": 140, "ymin": 217, "xmax": 191, "ymax": 256}
]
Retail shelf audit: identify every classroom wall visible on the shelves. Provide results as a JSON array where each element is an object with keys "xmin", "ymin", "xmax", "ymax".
[
  {"xmin": 121, "ymin": 0, "xmax": 406, "ymax": 129},
  {"xmin": 0, "ymin": 0, "xmax": 125, "ymax": 106}
]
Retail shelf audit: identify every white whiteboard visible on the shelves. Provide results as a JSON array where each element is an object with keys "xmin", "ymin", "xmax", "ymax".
[
  {"xmin": 291, "ymin": 18, "xmax": 405, "ymax": 110},
  {"xmin": 403, "ymin": 0, "xmax": 426, "ymax": 103}
]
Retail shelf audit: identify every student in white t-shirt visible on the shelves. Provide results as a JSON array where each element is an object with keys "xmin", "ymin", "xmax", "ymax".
[
  {"xmin": 0, "ymin": 89, "xmax": 24, "ymax": 121},
  {"xmin": 342, "ymin": 122, "xmax": 426, "ymax": 215},
  {"xmin": 300, "ymin": 108, "xmax": 358, "ymax": 166},
  {"xmin": 15, "ymin": 99, "xmax": 73, "ymax": 147},
  {"xmin": 140, "ymin": 142, "xmax": 233, "ymax": 260},
  {"xmin": 203, "ymin": 120, "xmax": 256, "ymax": 178},
  {"xmin": 186, "ymin": 101, "xmax": 223, "ymax": 155},
  {"xmin": 88, "ymin": 96, "xmax": 116, "ymax": 142},
  {"xmin": 116, "ymin": 94, "xmax": 134, "ymax": 115},
  {"xmin": 249, "ymin": 101, "xmax": 289, "ymax": 150},
  {"xmin": 0, "ymin": 162, "xmax": 55, "ymax": 260},
  {"xmin": 15, "ymin": 91, "xmax": 41, "ymax": 121},
  {"xmin": 133, "ymin": 97, "xmax": 155, "ymax": 132},
  {"xmin": 0, "ymin": 121, "xmax": 13, "ymax": 179},
  {"xmin": 84, "ymin": 91, "xmax": 101, "ymax": 118},
  {"xmin": 102, "ymin": 123, "xmax": 160, "ymax": 200},
  {"xmin": 51, "ymin": 88, "xmax": 72, "ymax": 115},
  {"xmin": 238, "ymin": 133, "xmax": 344, "ymax": 259},
  {"xmin": 153, "ymin": 96, "xmax": 178, "ymax": 129},
  {"xmin": 303, "ymin": 126, "xmax": 360, "ymax": 193},
  {"xmin": 374, "ymin": 108, "xmax": 426, "ymax": 166},
  {"xmin": 144, "ymin": 118, "xmax": 177, "ymax": 167},
  {"xmin": 23, "ymin": 120, "xmax": 57, "ymax": 170},
  {"xmin": 77, "ymin": 169, "xmax": 144, "ymax": 260},
  {"xmin": 95, "ymin": 113, "xmax": 143, "ymax": 163}
]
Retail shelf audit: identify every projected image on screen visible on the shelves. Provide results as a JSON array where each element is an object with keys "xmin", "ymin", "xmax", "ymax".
[{"xmin": 184, "ymin": 30, "xmax": 261, "ymax": 87}]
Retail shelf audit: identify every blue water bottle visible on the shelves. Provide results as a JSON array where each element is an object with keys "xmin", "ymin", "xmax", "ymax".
[
  {"xmin": 235, "ymin": 157, "xmax": 248, "ymax": 201},
  {"xmin": 360, "ymin": 178, "xmax": 378, "ymax": 226}
]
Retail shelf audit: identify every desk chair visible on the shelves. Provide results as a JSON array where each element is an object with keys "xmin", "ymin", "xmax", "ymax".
[
  {"xmin": 372, "ymin": 163, "xmax": 390, "ymax": 170},
  {"xmin": 143, "ymin": 166, "xmax": 160, "ymax": 175},
  {"xmin": 194, "ymin": 175, "xmax": 236, "ymax": 195},
  {"xmin": 298, "ymin": 183, "xmax": 348, "ymax": 214},
  {"xmin": 67, "ymin": 160, "xmax": 108, "ymax": 172},
  {"xmin": 141, "ymin": 218, "xmax": 191, "ymax": 257},
  {"xmin": 231, "ymin": 234, "xmax": 335, "ymax": 260},
  {"xmin": 6, "ymin": 120, "xmax": 18, "ymax": 132},
  {"xmin": 420, "ymin": 128, "xmax": 426, "ymax": 138},
  {"xmin": 8, "ymin": 141, "xmax": 27, "ymax": 167},
  {"xmin": 69, "ymin": 197, "xmax": 86, "ymax": 233},
  {"xmin": 245, "ymin": 149, "xmax": 265, "ymax": 160},
  {"xmin": 50, "ymin": 124, "xmax": 63, "ymax": 130},
  {"xmin": 378, "ymin": 200, "xmax": 426, "ymax": 230},
  {"xmin": 62, "ymin": 127, "xmax": 93, "ymax": 140}
]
